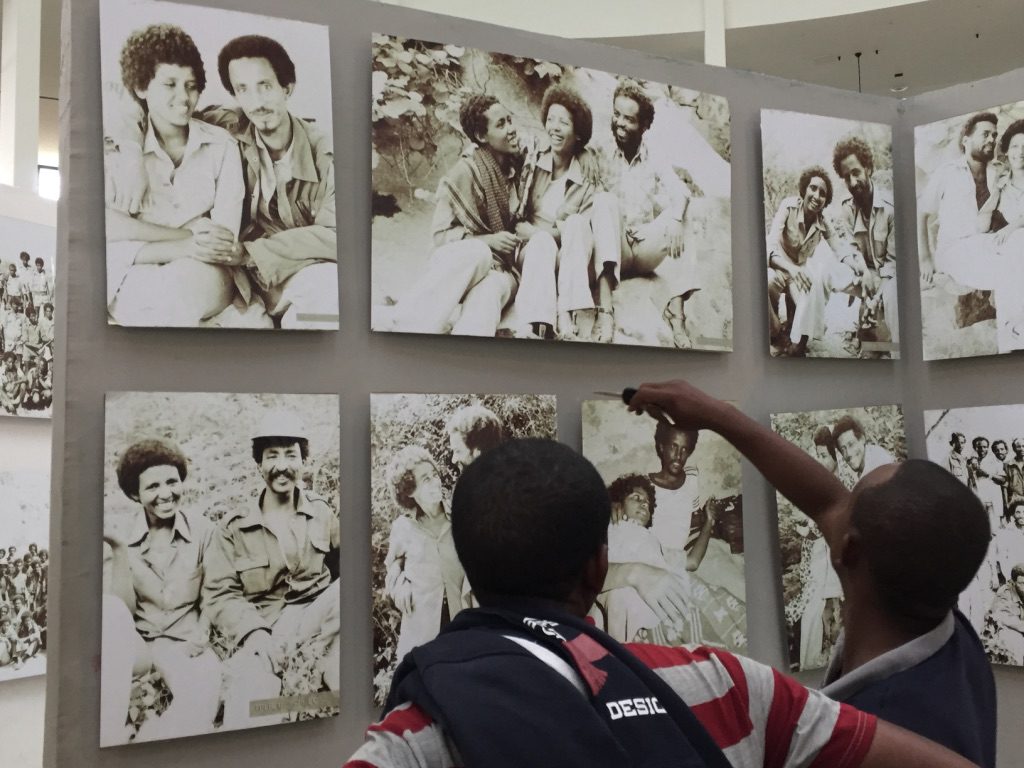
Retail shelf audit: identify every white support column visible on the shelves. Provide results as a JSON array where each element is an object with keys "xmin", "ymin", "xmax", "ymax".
[
  {"xmin": 0, "ymin": 0, "xmax": 42, "ymax": 190},
  {"xmin": 703, "ymin": 0, "xmax": 727, "ymax": 66}
]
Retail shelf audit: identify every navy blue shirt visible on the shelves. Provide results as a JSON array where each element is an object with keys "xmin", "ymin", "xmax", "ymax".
[{"xmin": 822, "ymin": 610, "xmax": 996, "ymax": 767}]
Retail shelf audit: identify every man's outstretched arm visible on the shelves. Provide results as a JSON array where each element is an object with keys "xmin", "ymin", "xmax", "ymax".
[{"xmin": 627, "ymin": 380, "xmax": 850, "ymax": 548}]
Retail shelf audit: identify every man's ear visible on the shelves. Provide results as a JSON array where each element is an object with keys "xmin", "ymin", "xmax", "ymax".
[
  {"xmin": 285, "ymin": 83, "xmax": 294, "ymax": 99},
  {"xmin": 837, "ymin": 527, "xmax": 863, "ymax": 572}
]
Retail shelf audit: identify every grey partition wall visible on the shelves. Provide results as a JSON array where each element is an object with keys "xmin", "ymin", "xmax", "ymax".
[{"xmin": 49, "ymin": 0, "xmax": 1023, "ymax": 765}]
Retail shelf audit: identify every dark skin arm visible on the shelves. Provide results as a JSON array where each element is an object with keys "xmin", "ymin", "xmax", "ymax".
[{"xmin": 863, "ymin": 720, "xmax": 981, "ymax": 768}]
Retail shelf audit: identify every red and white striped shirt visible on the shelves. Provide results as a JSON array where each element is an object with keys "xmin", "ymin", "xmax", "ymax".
[{"xmin": 344, "ymin": 642, "xmax": 876, "ymax": 768}]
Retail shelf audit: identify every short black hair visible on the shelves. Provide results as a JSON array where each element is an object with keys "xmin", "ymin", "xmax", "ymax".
[
  {"xmin": 251, "ymin": 436, "xmax": 309, "ymax": 464},
  {"xmin": 116, "ymin": 439, "xmax": 187, "ymax": 500},
  {"xmin": 832, "ymin": 414, "xmax": 864, "ymax": 443},
  {"xmin": 961, "ymin": 112, "xmax": 998, "ymax": 148},
  {"xmin": 950, "ymin": 432, "xmax": 966, "ymax": 446},
  {"xmin": 607, "ymin": 473, "xmax": 656, "ymax": 512},
  {"xmin": 218, "ymin": 34, "xmax": 296, "ymax": 95},
  {"xmin": 654, "ymin": 421, "xmax": 698, "ymax": 451},
  {"xmin": 541, "ymin": 84, "xmax": 593, "ymax": 156},
  {"xmin": 459, "ymin": 93, "xmax": 500, "ymax": 146},
  {"xmin": 972, "ymin": 436, "xmax": 990, "ymax": 452},
  {"xmin": 832, "ymin": 135, "xmax": 874, "ymax": 177},
  {"xmin": 798, "ymin": 165, "xmax": 834, "ymax": 209},
  {"xmin": 852, "ymin": 459, "xmax": 989, "ymax": 620},
  {"xmin": 19, "ymin": 252, "xmax": 29, "ymax": 260},
  {"xmin": 812, "ymin": 425, "xmax": 836, "ymax": 460},
  {"xmin": 612, "ymin": 80, "xmax": 654, "ymax": 133},
  {"xmin": 120, "ymin": 24, "xmax": 206, "ymax": 110},
  {"xmin": 1000, "ymin": 119, "xmax": 1024, "ymax": 156},
  {"xmin": 34, "ymin": 257, "xmax": 44, "ymax": 267},
  {"xmin": 1012, "ymin": 563, "xmax": 1024, "ymax": 581},
  {"xmin": 452, "ymin": 438, "xmax": 610, "ymax": 603},
  {"xmin": 447, "ymin": 404, "xmax": 503, "ymax": 454},
  {"xmin": 993, "ymin": 439, "xmax": 1008, "ymax": 452}
]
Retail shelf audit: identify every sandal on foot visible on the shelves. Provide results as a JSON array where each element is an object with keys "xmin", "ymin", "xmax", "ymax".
[
  {"xmin": 662, "ymin": 307, "xmax": 693, "ymax": 349},
  {"xmin": 557, "ymin": 310, "xmax": 580, "ymax": 340},
  {"xmin": 591, "ymin": 307, "xmax": 615, "ymax": 343}
]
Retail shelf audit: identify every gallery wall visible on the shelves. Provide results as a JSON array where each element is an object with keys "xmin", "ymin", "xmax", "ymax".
[{"xmin": 48, "ymin": 0, "xmax": 1023, "ymax": 765}]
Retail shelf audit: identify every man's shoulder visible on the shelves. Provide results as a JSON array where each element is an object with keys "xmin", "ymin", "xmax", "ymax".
[
  {"xmin": 190, "ymin": 117, "xmax": 238, "ymax": 147},
  {"xmin": 777, "ymin": 195, "xmax": 802, "ymax": 212},
  {"xmin": 293, "ymin": 116, "xmax": 333, "ymax": 158}
]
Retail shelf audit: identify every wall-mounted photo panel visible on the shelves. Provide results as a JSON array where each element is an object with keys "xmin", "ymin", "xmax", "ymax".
[
  {"xmin": 100, "ymin": 0, "xmax": 337, "ymax": 330},
  {"xmin": 0, "ymin": 470, "xmax": 49, "ymax": 683},
  {"xmin": 925, "ymin": 405, "xmax": 1024, "ymax": 665},
  {"xmin": 771, "ymin": 404, "xmax": 906, "ymax": 671},
  {"xmin": 101, "ymin": 392, "xmax": 340, "ymax": 746},
  {"xmin": 915, "ymin": 104, "xmax": 1024, "ymax": 359},
  {"xmin": 371, "ymin": 34, "xmax": 732, "ymax": 351},
  {"xmin": 761, "ymin": 110, "xmax": 897, "ymax": 359},
  {"xmin": 1, "ymin": 215, "xmax": 56, "ymax": 419},
  {"xmin": 581, "ymin": 399, "xmax": 746, "ymax": 654},
  {"xmin": 370, "ymin": 393, "xmax": 557, "ymax": 704}
]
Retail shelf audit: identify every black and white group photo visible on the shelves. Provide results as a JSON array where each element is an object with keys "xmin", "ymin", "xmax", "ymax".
[
  {"xmin": 0, "ymin": 470, "xmax": 50, "ymax": 683},
  {"xmin": 0, "ymin": 217, "xmax": 56, "ymax": 419},
  {"xmin": 101, "ymin": 0, "xmax": 337, "ymax": 330},
  {"xmin": 100, "ymin": 391, "xmax": 340, "ymax": 745},
  {"xmin": 371, "ymin": 35, "xmax": 733, "ymax": 351},
  {"xmin": 761, "ymin": 109, "xmax": 897, "ymax": 359},
  {"xmin": 369, "ymin": 393, "xmax": 557, "ymax": 704},
  {"xmin": 771, "ymin": 405, "xmax": 906, "ymax": 670},
  {"xmin": 925, "ymin": 405, "xmax": 1024, "ymax": 665},
  {"xmin": 581, "ymin": 399, "xmax": 746, "ymax": 653},
  {"xmin": 915, "ymin": 101, "xmax": 1024, "ymax": 359}
]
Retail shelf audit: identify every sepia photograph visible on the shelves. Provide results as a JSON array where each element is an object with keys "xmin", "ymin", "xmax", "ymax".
[
  {"xmin": 0, "ymin": 216, "xmax": 57, "ymax": 419},
  {"xmin": 371, "ymin": 34, "xmax": 732, "ymax": 351},
  {"xmin": 925, "ymin": 404, "xmax": 1024, "ymax": 665},
  {"xmin": 370, "ymin": 393, "xmax": 557, "ymax": 704},
  {"xmin": 101, "ymin": 0, "xmax": 337, "ymax": 330},
  {"xmin": 0, "ymin": 470, "xmax": 49, "ymax": 684},
  {"xmin": 915, "ymin": 102, "xmax": 1024, "ymax": 359},
  {"xmin": 771, "ymin": 404, "xmax": 906, "ymax": 671},
  {"xmin": 581, "ymin": 399, "xmax": 746, "ymax": 654},
  {"xmin": 101, "ymin": 391, "xmax": 340, "ymax": 746},
  {"xmin": 761, "ymin": 109, "xmax": 897, "ymax": 359}
]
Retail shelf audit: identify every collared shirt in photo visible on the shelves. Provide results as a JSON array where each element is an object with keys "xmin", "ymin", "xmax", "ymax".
[
  {"xmin": 598, "ymin": 138, "xmax": 689, "ymax": 228},
  {"xmin": 841, "ymin": 187, "xmax": 896, "ymax": 277}
]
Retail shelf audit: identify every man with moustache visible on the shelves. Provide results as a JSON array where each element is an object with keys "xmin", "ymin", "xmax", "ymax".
[
  {"xmin": 100, "ymin": 438, "xmax": 221, "ymax": 745},
  {"xmin": 834, "ymin": 136, "xmax": 898, "ymax": 347},
  {"xmin": 918, "ymin": 111, "xmax": 998, "ymax": 284},
  {"xmin": 589, "ymin": 81, "xmax": 697, "ymax": 347},
  {"xmin": 203, "ymin": 410, "xmax": 340, "ymax": 729}
]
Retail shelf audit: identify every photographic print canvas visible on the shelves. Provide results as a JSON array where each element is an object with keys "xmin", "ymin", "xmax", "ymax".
[
  {"xmin": 101, "ymin": 392, "xmax": 340, "ymax": 746},
  {"xmin": 925, "ymin": 405, "xmax": 1024, "ymax": 665},
  {"xmin": 0, "ymin": 470, "xmax": 49, "ymax": 683},
  {"xmin": 581, "ymin": 399, "xmax": 746, "ymax": 655},
  {"xmin": 370, "ymin": 393, "xmax": 557, "ymax": 704},
  {"xmin": 372, "ymin": 34, "xmax": 732, "ymax": 351},
  {"xmin": 915, "ymin": 103, "xmax": 1024, "ymax": 359},
  {"xmin": 101, "ymin": 0, "xmax": 337, "ymax": 330},
  {"xmin": 0, "ymin": 215, "xmax": 56, "ymax": 418},
  {"xmin": 761, "ymin": 110, "xmax": 898, "ymax": 359},
  {"xmin": 771, "ymin": 404, "xmax": 906, "ymax": 671}
]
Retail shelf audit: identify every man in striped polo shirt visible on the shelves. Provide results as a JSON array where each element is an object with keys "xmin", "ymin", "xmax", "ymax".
[{"xmin": 345, "ymin": 436, "xmax": 977, "ymax": 768}]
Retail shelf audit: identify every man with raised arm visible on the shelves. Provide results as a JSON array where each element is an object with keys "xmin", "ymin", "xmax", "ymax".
[{"xmin": 627, "ymin": 380, "xmax": 995, "ymax": 767}]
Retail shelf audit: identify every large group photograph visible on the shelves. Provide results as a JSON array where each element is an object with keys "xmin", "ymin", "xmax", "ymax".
[
  {"xmin": 371, "ymin": 34, "xmax": 732, "ymax": 351},
  {"xmin": 771, "ymin": 404, "xmax": 906, "ymax": 670},
  {"xmin": 369, "ymin": 393, "xmax": 557, "ymax": 704},
  {"xmin": 581, "ymin": 399, "xmax": 746, "ymax": 654},
  {"xmin": 100, "ymin": 391, "xmax": 340, "ymax": 746},
  {"xmin": 100, "ymin": 0, "xmax": 338, "ymax": 330},
  {"xmin": 0, "ymin": 470, "xmax": 50, "ymax": 683},
  {"xmin": 761, "ymin": 110, "xmax": 898, "ymax": 359},
  {"xmin": 0, "ymin": 216, "xmax": 56, "ymax": 419},
  {"xmin": 915, "ymin": 101, "xmax": 1024, "ymax": 359},
  {"xmin": 925, "ymin": 404, "xmax": 1024, "ymax": 665}
]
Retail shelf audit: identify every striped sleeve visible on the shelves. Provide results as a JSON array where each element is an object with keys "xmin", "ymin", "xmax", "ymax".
[
  {"xmin": 627, "ymin": 643, "xmax": 876, "ymax": 768},
  {"xmin": 343, "ymin": 702, "xmax": 461, "ymax": 768}
]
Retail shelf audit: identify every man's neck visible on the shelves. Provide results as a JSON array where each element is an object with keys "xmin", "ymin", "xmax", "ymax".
[
  {"xmin": 616, "ymin": 137, "xmax": 642, "ymax": 164},
  {"xmin": 649, "ymin": 470, "xmax": 686, "ymax": 490},
  {"xmin": 261, "ymin": 488, "xmax": 296, "ymax": 516},
  {"xmin": 840, "ymin": 597, "xmax": 941, "ymax": 675},
  {"xmin": 258, "ymin": 115, "xmax": 294, "ymax": 161},
  {"xmin": 855, "ymin": 184, "xmax": 874, "ymax": 218},
  {"xmin": 966, "ymin": 153, "xmax": 988, "ymax": 180}
]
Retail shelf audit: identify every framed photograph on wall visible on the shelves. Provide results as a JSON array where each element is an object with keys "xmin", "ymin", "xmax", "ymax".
[
  {"xmin": 761, "ymin": 109, "xmax": 897, "ymax": 359},
  {"xmin": 371, "ymin": 34, "xmax": 732, "ymax": 351},
  {"xmin": 925, "ymin": 404, "xmax": 1024, "ymax": 665},
  {"xmin": 770, "ymin": 404, "xmax": 906, "ymax": 671},
  {"xmin": 581, "ymin": 399, "xmax": 746, "ymax": 654},
  {"xmin": 0, "ymin": 215, "xmax": 56, "ymax": 419},
  {"xmin": 100, "ymin": 0, "xmax": 338, "ymax": 330},
  {"xmin": 369, "ymin": 393, "xmax": 557, "ymax": 705},
  {"xmin": 100, "ymin": 391, "xmax": 340, "ymax": 745},
  {"xmin": 915, "ymin": 104, "xmax": 1024, "ymax": 359}
]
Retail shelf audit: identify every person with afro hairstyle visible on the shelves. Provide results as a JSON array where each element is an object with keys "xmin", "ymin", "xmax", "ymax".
[
  {"xmin": 100, "ymin": 438, "xmax": 221, "ymax": 745},
  {"xmin": 834, "ymin": 134, "xmax": 898, "ymax": 348},
  {"xmin": 104, "ymin": 23, "xmax": 246, "ymax": 329},
  {"xmin": 766, "ymin": 164, "xmax": 862, "ymax": 357},
  {"xmin": 627, "ymin": 380, "xmax": 995, "ymax": 766},
  {"xmin": 510, "ymin": 83, "xmax": 602, "ymax": 340},
  {"xmin": 379, "ymin": 92, "xmax": 524, "ymax": 337}
]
